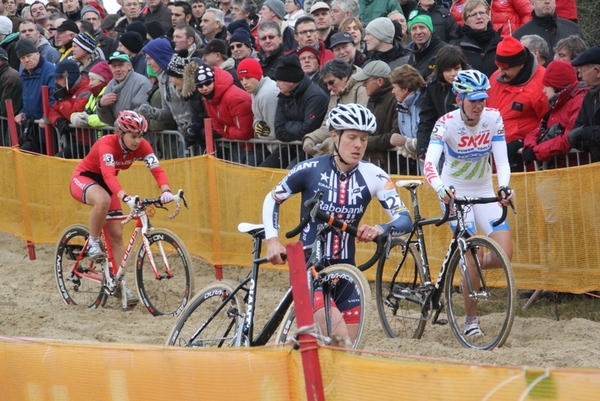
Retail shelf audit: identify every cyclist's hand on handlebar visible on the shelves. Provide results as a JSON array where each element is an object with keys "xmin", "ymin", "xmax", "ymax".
[
  {"xmin": 123, "ymin": 195, "xmax": 139, "ymax": 211},
  {"xmin": 160, "ymin": 190, "xmax": 174, "ymax": 204},
  {"xmin": 266, "ymin": 238, "xmax": 287, "ymax": 265},
  {"xmin": 436, "ymin": 185, "xmax": 455, "ymax": 204},
  {"xmin": 357, "ymin": 224, "xmax": 383, "ymax": 243},
  {"xmin": 497, "ymin": 186, "xmax": 514, "ymax": 207}
]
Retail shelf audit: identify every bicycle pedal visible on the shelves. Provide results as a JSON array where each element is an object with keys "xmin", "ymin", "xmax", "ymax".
[{"xmin": 433, "ymin": 319, "xmax": 448, "ymax": 325}]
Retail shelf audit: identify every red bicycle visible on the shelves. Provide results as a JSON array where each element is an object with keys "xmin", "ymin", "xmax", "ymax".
[{"xmin": 54, "ymin": 190, "xmax": 194, "ymax": 316}]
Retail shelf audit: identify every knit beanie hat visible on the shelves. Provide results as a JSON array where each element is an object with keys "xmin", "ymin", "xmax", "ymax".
[
  {"xmin": 264, "ymin": 0, "xmax": 286, "ymax": 20},
  {"xmin": 227, "ymin": 18, "xmax": 251, "ymax": 35},
  {"xmin": 53, "ymin": 60, "xmax": 81, "ymax": 89},
  {"xmin": 0, "ymin": 16, "xmax": 12, "ymax": 35},
  {"xmin": 73, "ymin": 32, "xmax": 97, "ymax": 54},
  {"xmin": 365, "ymin": 17, "xmax": 395, "ymax": 44},
  {"xmin": 125, "ymin": 21, "xmax": 148, "ymax": 40},
  {"xmin": 293, "ymin": 0, "xmax": 303, "ymax": 9},
  {"xmin": 195, "ymin": 63, "xmax": 215, "ymax": 87},
  {"xmin": 495, "ymin": 36, "xmax": 528, "ymax": 68},
  {"xmin": 119, "ymin": 31, "xmax": 144, "ymax": 54},
  {"xmin": 81, "ymin": 4, "xmax": 101, "ymax": 19},
  {"xmin": 146, "ymin": 21, "xmax": 166, "ymax": 39},
  {"xmin": 15, "ymin": 39, "xmax": 38, "ymax": 58},
  {"xmin": 274, "ymin": 54, "xmax": 304, "ymax": 83},
  {"xmin": 84, "ymin": 1, "xmax": 106, "ymax": 19},
  {"xmin": 167, "ymin": 50, "xmax": 190, "ymax": 78},
  {"xmin": 229, "ymin": 27, "xmax": 253, "ymax": 48},
  {"xmin": 0, "ymin": 47, "xmax": 8, "ymax": 62},
  {"xmin": 407, "ymin": 11, "xmax": 434, "ymax": 33},
  {"xmin": 543, "ymin": 60, "xmax": 577, "ymax": 90},
  {"xmin": 89, "ymin": 60, "xmax": 113, "ymax": 83},
  {"xmin": 237, "ymin": 58, "xmax": 263, "ymax": 80},
  {"xmin": 142, "ymin": 37, "xmax": 173, "ymax": 72}
]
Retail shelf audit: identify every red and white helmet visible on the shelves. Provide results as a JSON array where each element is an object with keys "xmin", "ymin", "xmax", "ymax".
[{"xmin": 115, "ymin": 110, "xmax": 148, "ymax": 135}]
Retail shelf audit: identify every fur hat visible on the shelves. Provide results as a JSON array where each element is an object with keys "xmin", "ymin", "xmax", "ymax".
[
  {"xmin": 496, "ymin": 36, "xmax": 528, "ymax": 68},
  {"xmin": 274, "ymin": 54, "xmax": 304, "ymax": 83},
  {"xmin": 365, "ymin": 17, "xmax": 395, "ymax": 45},
  {"xmin": 543, "ymin": 60, "xmax": 577, "ymax": 90}
]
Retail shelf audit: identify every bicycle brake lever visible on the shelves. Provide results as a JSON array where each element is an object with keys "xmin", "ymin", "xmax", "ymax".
[{"xmin": 509, "ymin": 199, "xmax": 517, "ymax": 214}]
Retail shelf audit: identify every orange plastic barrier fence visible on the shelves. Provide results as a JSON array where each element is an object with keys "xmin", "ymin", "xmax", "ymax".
[
  {"xmin": 1, "ymin": 336, "xmax": 599, "ymax": 401},
  {"xmin": 1, "ymin": 146, "xmax": 600, "ymax": 292}
]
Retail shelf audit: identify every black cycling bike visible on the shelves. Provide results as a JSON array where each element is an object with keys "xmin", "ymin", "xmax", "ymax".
[
  {"xmin": 166, "ymin": 191, "xmax": 392, "ymax": 350},
  {"xmin": 376, "ymin": 180, "xmax": 516, "ymax": 350}
]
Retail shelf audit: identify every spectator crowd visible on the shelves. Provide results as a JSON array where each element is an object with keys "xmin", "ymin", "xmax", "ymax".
[{"xmin": 0, "ymin": 0, "xmax": 598, "ymax": 173}]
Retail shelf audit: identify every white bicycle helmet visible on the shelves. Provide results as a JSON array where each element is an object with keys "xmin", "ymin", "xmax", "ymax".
[
  {"xmin": 452, "ymin": 69, "xmax": 491, "ymax": 101},
  {"xmin": 327, "ymin": 103, "xmax": 377, "ymax": 134}
]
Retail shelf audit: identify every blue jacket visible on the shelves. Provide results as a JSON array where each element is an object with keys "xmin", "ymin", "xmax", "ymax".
[{"xmin": 20, "ymin": 56, "xmax": 56, "ymax": 119}]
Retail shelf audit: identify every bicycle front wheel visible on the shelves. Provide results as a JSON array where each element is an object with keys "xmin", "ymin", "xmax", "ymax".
[
  {"xmin": 54, "ymin": 224, "xmax": 106, "ymax": 308},
  {"xmin": 445, "ymin": 235, "xmax": 516, "ymax": 350},
  {"xmin": 166, "ymin": 281, "xmax": 244, "ymax": 347},
  {"xmin": 135, "ymin": 229, "xmax": 194, "ymax": 316},
  {"xmin": 375, "ymin": 237, "xmax": 427, "ymax": 339},
  {"xmin": 276, "ymin": 264, "xmax": 371, "ymax": 350}
]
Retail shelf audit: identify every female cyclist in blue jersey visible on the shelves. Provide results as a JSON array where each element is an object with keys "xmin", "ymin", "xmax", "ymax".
[
  {"xmin": 423, "ymin": 70, "xmax": 514, "ymax": 337},
  {"xmin": 263, "ymin": 103, "xmax": 413, "ymax": 345}
]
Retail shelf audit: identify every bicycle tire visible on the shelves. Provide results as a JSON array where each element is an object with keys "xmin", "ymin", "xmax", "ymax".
[
  {"xmin": 135, "ymin": 228, "xmax": 194, "ymax": 316},
  {"xmin": 375, "ymin": 237, "xmax": 427, "ymax": 339},
  {"xmin": 166, "ymin": 281, "xmax": 244, "ymax": 347},
  {"xmin": 276, "ymin": 263, "xmax": 371, "ymax": 350},
  {"xmin": 54, "ymin": 224, "xmax": 106, "ymax": 308},
  {"xmin": 444, "ymin": 235, "xmax": 516, "ymax": 350}
]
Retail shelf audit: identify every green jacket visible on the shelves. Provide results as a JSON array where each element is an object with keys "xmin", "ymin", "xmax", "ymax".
[{"xmin": 359, "ymin": 0, "xmax": 403, "ymax": 25}]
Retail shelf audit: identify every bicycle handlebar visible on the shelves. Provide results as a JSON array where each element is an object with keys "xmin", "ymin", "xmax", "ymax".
[
  {"xmin": 285, "ymin": 190, "xmax": 393, "ymax": 272},
  {"xmin": 122, "ymin": 189, "xmax": 188, "ymax": 224},
  {"xmin": 437, "ymin": 194, "xmax": 514, "ymax": 228}
]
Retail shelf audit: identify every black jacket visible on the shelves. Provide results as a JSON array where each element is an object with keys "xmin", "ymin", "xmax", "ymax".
[
  {"xmin": 409, "ymin": 35, "xmax": 447, "ymax": 79},
  {"xmin": 416, "ymin": 76, "xmax": 458, "ymax": 158},
  {"xmin": 275, "ymin": 74, "xmax": 329, "ymax": 142},
  {"xmin": 365, "ymin": 81, "xmax": 399, "ymax": 173},
  {"xmin": 259, "ymin": 45, "xmax": 285, "ymax": 80},
  {"xmin": 571, "ymin": 85, "xmax": 600, "ymax": 161},
  {"xmin": 415, "ymin": 4, "xmax": 459, "ymax": 43},
  {"xmin": 513, "ymin": 12, "xmax": 586, "ymax": 61},
  {"xmin": 451, "ymin": 24, "xmax": 501, "ymax": 77},
  {"xmin": 369, "ymin": 43, "xmax": 411, "ymax": 71}
]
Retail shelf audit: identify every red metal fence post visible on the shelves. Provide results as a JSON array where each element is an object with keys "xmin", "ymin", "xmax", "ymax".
[
  {"xmin": 286, "ymin": 241, "xmax": 325, "ymax": 401},
  {"xmin": 5, "ymin": 99, "xmax": 20, "ymax": 147},
  {"xmin": 42, "ymin": 86, "xmax": 53, "ymax": 156}
]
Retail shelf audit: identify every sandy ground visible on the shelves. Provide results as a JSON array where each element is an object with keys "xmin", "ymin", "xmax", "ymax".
[{"xmin": 1, "ymin": 231, "xmax": 599, "ymax": 369}]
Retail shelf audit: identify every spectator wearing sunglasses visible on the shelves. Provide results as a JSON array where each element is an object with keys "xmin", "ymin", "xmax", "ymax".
[{"xmin": 228, "ymin": 27, "xmax": 257, "ymax": 68}]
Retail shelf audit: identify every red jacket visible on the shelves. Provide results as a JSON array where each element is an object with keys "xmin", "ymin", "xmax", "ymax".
[
  {"xmin": 556, "ymin": 0, "xmax": 578, "ymax": 22},
  {"xmin": 487, "ymin": 63, "xmax": 549, "ymax": 143},
  {"xmin": 524, "ymin": 82, "xmax": 588, "ymax": 162},
  {"xmin": 47, "ymin": 76, "xmax": 90, "ymax": 125},
  {"xmin": 450, "ymin": 0, "xmax": 532, "ymax": 36},
  {"xmin": 203, "ymin": 67, "xmax": 254, "ymax": 141}
]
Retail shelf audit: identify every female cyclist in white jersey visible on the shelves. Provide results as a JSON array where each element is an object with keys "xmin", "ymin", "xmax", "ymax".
[{"xmin": 423, "ymin": 69, "xmax": 514, "ymax": 337}]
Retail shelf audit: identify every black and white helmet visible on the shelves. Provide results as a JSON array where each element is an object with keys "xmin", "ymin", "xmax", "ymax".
[{"xmin": 327, "ymin": 103, "xmax": 377, "ymax": 134}]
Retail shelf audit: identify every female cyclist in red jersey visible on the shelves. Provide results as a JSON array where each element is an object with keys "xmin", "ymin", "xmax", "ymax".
[{"xmin": 70, "ymin": 110, "xmax": 173, "ymax": 302}]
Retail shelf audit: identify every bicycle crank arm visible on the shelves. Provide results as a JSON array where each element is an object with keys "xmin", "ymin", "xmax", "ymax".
[{"xmin": 432, "ymin": 307, "xmax": 448, "ymax": 325}]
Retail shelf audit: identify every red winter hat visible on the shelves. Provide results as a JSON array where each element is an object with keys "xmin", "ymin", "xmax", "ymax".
[
  {"xmin": 237, "ymin": 58, "xmax": 263, "ymax": 80},
  {"xmin": 496, "ymin": 36, "xmax": 528, "ymax": 68},
  {"xmin": 542, "ymin": 60, "xmax": 577, "ymax": 90}
]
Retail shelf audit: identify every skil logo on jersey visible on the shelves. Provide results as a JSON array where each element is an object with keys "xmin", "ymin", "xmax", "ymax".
[
  {"xmin": 424, "ymin": 161, "xmax": 437, "ymax": 183},
  {"xmin": 103, "ymin": 153, "xmax": 115, "ymax": 166},
  {"xmin": 458, "ymin": 132, "xmax": 491, "ymax": 148}
]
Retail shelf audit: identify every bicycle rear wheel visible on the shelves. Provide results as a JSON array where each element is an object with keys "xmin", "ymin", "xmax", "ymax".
[
  {"xmin": 135, "ymin": 229, "xmax": 194, "ymax": 316},
  {"xmin": 445, "ymin": 235, "xmax": 516, "ymax": 350},
  {"xmin": 375, "ymin": 237, "xmax": 427, "ymax": 339},
  {"xmin": 54, "ymin": 224, "xmax": 106, "ymax": 308},
  {"xmin": 276, "ymin": 263, "xmax": 371, "ymax": 350},
  {"xmin": 166, "ymin": 281, "xmax": 244, "ymax": 347}
]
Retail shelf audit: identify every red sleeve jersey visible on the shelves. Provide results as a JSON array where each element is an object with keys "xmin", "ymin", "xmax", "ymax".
[{"xmin": 74, "ymin": 134, "xmax": 169, "ymax": 195}]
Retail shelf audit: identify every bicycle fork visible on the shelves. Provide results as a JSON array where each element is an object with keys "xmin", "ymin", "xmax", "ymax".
[{"xmin": 458, "ymin": 241, "xmax": 490, "ymax": 301}]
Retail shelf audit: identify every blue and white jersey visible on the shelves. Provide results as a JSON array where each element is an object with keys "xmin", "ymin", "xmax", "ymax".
[
  {"xmin": 424, "ymin": 108, "xmax": 510, "ymax": 197},
  {"xmin": 263, "ymin": 155, "xmax": 412, "ymax": 265}
]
